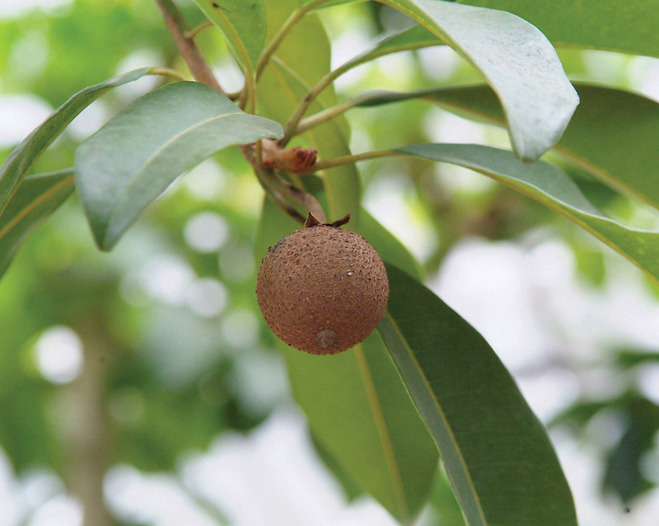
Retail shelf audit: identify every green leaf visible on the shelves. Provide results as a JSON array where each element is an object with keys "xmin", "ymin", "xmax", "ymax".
[
  {"xmin": 379, "ymin": 0, "xmax": 579, "ymax": 161},
  {"xmin": 377, "ymin": 263, "xmax": 577, "ymax": 526},
  {"xmin": 556, "ymin": 86, "xmax": 659, "ymax": 209},
  {"xmin": 356, "ymin": 84, "xmax": 659, "ymax": 210},
  {"xmin": 460, "ymin": 0, "xmax": 659, "ymax": 58},
  {"xmin": 358, "ymin": 209, "xmax": 423, "ymax": 281},
  {"xmin": 0, "ymin": 68, "xmax": 151, "ymax": 217},
  {"xmin": 398, "ymin": 143, "xmax": 659, "ymax": 283},
  {"xmin": 301, "ymin": 0, "xmax": 357, "ymax": 7},
  {"xmin": 192, "ymin": 0, "xmax": 266, "ymax": 72},
  {"xmin": 255, "ymin": 198, "xmax": 438, "ymax": 522},
  {"xmin": 74, "ymin": 81, "xmax": 282, "ymax": 251},
  {"xmin": 0, "ymin": 170, "xmax": 73, "ymax": 279},
  {"xmin": 258, "ymin": 0, "xmax": 360, "ymax": 224}
]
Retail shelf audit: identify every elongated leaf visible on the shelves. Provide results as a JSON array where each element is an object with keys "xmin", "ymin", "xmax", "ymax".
[
  {"xmin": 75, "ymin": 81, "xmax": 282, "ymax": 250},
  {"xmin": 192, "ymin": 0, "xmax": 266, "ymax": 71},
  {"xmin": 0, "ymin": 68, "xmax": 151, "ymax": 217},
  {"xmin": 357, "ymin": 84, "xmax": 659, "ymax": 210},
  {"xmin": 399, "ymin": 143, "xmax": 659, "ymax": 283},
  {"xmin": 258, "ymin": 0, "xmax": 360, "ymax": 223},
  {"xmin": 378, "ymin": 263, "xmax": 577, "ymax": 526},
  {"xmin": 255, "ymin": 198, "xmax": 438, "ymax": 522},
  {"xmin": 379, "ymin": 0, "xmax": 578, "ymax": 161},
  {"xmin": 0, "ymin": 170, "xmax": 74, "ymax": 278},
  {"xmin": 460, "ymin": 0, "xmax": 659, "ymax": 58}
]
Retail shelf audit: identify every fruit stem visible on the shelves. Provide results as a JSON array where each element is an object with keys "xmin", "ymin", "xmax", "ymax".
[{"xmin": 255, "ymin": 169, "xmax": 307, "ymax": 224}]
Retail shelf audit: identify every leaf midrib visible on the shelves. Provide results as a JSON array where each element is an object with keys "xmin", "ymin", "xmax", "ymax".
[
  {"xmin": 104, "ymin": 110, "xmax": 243, "ymax": 244},
  {"xmin": 0, "ymin": 175, "xmax": 73, "ymax": 239},
  {"xmin": 353, "ymin": 344, "xmax": 409, "ymax": 519},
  {"xmin": 382, "ymin": 309, "xmax": 487, "ymax": 525}
]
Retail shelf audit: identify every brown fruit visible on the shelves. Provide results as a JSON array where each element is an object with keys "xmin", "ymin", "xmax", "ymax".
[{"xmin": 256, "ymin": 224, "xmax": 389, "ymax": 355}]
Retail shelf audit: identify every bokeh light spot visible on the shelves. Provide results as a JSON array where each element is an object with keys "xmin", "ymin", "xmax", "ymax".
[
  {"xmin": 184, "ymin": 212, "xmax": 229, "ymax": 253},
  {"xmin": 34, "ymin": 326, "xmax": 83, "ymax": 384}
]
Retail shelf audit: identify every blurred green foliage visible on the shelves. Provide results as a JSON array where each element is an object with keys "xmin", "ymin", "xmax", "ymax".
[{"xmin": 0, "ymin": 1, "xmax": 658, "ymax": 524}]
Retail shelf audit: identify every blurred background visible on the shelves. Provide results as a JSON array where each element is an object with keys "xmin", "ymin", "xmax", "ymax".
[{"xmin": 1, "ymin": 1, "xmax": 659, "ymax": 525}]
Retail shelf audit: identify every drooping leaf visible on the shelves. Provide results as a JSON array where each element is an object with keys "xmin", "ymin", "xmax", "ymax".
[
  {"xmin": 398, "ymin": 143, "xmax": 659, "ymax": 283},
  {"xmin": 379, "ymin": 0, "xmax": 579, "ymax": 161},
  {"xmin": 356, "ymin": 84, "xmax": 659, "ymax": 210},
  {"xmin": 0, "ymin": 170, "xmax": 74, "ymax": 279},
  {"xmin": 603, "ymin": 397, "xmax": 659, "ymax": 503},
  {"xmin": 460, "ymin": 0, "xmax": 659, "ymax": 58},
  {"xmin": 255, "ymin": 198, "xmax": 438, "ymax": 522},
  {"xmin": 0, "ymin": 68, "xmax": 151, "ymax": 217},
  {"xmin": 192, "ymin": 0, "xmax": 266, "ymax": 72},
  {"xmin": 258, "ymin": 0, "xmax": 360, "ymax": 224},
  {"xmin": 378, "ymin": 263, "xmax": 578, "ymax": 526},
  {"xmin": 75, "ymin": 81, "xmax": 283, "ymax": 251}
]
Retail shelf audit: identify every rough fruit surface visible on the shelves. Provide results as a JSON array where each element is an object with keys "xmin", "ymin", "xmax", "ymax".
[{"xmin": 256, "ymin": 225, "xmax": 389, "ymax": 355}]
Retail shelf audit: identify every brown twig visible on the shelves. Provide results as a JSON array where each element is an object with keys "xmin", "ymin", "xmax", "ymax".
[
  {"xmin": 272, "ymin": 173, "xmax": 326, "ymax": 223},
  {"xmin": 156, "ymin": 0, "xmax": 329, "ymax": 223},
  {"xmin": 154, "ymin": 0, "xmax": 225, "ymax": 94}
]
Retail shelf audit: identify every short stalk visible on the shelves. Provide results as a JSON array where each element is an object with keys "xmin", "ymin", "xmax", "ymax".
[
  {"xmin": 255, "ymin": 169, "xmax": 306, "ymax": 225},
  {"xmin": 244, "ymin": 72, "xmax": 257, "ymax": 114},
  {"xmin": 184, "ymin": 21, "xmax": 212, "ymax": 40},
  {"xmin": 280, "ymin": 60, "xmax": 360, "ymax": 145},
  {"xmin": 271, "ymin": 171, "xmax": 327, "ymax": 223},
  {"xmin": 146, "ymin": 67, "xmax": 188, "ymax": 82},
  {"xmin": 302, "ymin": 149, "xmax": 403, "ymax": 175},
  {"xmin": 293, "ymin": 93, "xmax": 374, "ymax": 137}
]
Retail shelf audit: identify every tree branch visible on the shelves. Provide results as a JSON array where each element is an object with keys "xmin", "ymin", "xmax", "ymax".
[{"xmin": 154, "ymin": 0, "xmax": 225, "ymax": 93}]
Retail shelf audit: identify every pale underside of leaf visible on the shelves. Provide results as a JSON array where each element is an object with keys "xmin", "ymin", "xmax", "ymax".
[{"xmin": 378, "ymin": 0, "xmax": 579, "ymax": 161}]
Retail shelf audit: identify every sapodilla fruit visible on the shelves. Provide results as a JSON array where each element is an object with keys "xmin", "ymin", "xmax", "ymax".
[{"xmin": 256, "ymin": 223, "xmax": 389, "ymax": 355}]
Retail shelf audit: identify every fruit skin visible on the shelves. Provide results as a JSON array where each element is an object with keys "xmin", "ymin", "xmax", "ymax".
[{"xmin": 256, "ymin": 225, "xmax": 389, "ymax": 355}]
